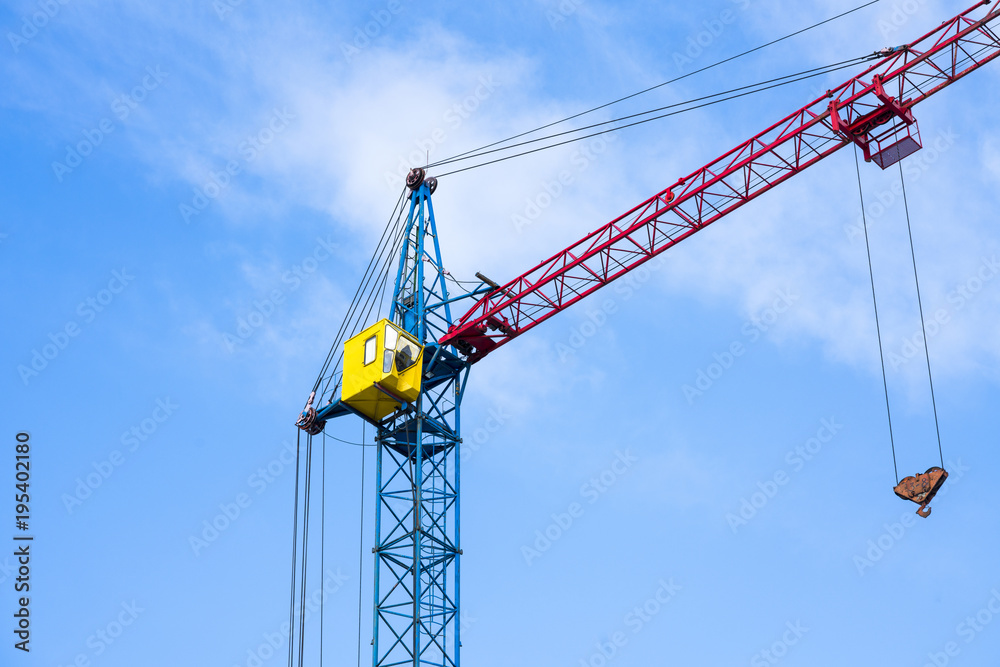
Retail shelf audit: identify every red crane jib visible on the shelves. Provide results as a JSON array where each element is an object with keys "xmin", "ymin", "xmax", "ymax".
[{"xmin": 439, "ymin": 1, "xmax": 1000, "ymax": 363}]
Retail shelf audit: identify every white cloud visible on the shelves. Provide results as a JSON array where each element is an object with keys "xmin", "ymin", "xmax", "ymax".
[{"xmin": 9, "ymin": 0, "xmax": 999, "ymax": 397}]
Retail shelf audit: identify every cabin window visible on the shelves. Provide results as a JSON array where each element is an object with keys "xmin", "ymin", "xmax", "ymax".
[
  {"xmin": 395, "ymin": 341, "xmax": 418, "ymax": 371},
  {"xmin": 384, "ymin": 324, "xmax": 398, "ymax": 351}
]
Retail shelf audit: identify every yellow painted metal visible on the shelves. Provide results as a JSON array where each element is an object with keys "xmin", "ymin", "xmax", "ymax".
[{"xmin": 341, "ymin": 318, "xmax": 423, "ymax": 421}]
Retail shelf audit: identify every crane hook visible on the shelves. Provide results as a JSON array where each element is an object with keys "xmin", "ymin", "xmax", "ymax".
[{"xmin": 893, "ymin": 467, "xmax": 948, "ymax": 517}]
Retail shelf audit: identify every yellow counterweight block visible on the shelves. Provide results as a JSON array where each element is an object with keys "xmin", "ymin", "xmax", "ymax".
[{"xmin": 341, "ymin": 319, "xmax": 424, "ymax": 421}]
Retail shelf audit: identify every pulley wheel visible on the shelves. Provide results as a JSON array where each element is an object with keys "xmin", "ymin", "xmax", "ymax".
[{"xmin": 406, "ymin": 168, "xmax": 426, "ymax": 190}]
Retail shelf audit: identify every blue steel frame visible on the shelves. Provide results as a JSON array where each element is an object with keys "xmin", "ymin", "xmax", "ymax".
[{"xmin": 373, "ymin": 180, "xmax": 469, "ymax": 667}]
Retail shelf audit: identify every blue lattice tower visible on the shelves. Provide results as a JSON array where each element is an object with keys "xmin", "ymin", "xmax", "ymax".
[{"xmin": 373, "ymin": 171, "xmax": 469, "ymax": 667}]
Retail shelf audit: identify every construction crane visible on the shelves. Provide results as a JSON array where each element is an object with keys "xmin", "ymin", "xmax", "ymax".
[{"xmin": 290, "ymin": 3, "xmax": 1000, "ymax": 666}]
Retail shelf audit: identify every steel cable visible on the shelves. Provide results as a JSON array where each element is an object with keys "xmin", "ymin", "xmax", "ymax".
[
  {"xmin": 426, "ymin": 0, "xmax": 883, "ymax": 171},
  {"xmin": 898, "ymin": 161, "xmax": 946, "ymax": 468},
  {"xmin": 854, "ymin": 146, "xmax": 900, "ymax": 484}
]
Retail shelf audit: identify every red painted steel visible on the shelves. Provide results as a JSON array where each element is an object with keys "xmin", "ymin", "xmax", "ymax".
[{"xmin": 440, "ymin": 2, "xmax": 1000, "ymax": 362}]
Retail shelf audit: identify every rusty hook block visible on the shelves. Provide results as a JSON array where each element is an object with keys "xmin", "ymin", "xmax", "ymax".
[{"xmin": 893, "ymin": 467, "xmax": 948, "ymax": 518}]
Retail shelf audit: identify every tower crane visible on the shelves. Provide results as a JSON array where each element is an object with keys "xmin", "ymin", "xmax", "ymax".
[{"xmin": 291, "ymin": 3, "xmax": 1000, "ymax": 665}]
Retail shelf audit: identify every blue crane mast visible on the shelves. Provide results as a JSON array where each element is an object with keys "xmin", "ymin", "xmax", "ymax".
[{"xmin": 297, "ymin": 170, "xmax": 477, "ymax": 667}]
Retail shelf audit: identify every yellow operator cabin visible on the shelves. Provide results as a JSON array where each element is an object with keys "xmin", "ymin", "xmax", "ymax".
[{"xmin": 341, "ymin": 319, "xmax": 424, "ymax": 421}]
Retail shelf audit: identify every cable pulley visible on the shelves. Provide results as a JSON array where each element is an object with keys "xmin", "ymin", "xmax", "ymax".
[{"xmin": 406, "ymin": 167, "xmax": 425, "ymax": 190}]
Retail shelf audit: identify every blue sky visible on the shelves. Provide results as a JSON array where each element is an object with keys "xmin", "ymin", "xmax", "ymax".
[{"xmin": 3, "ymin": 0, "xmax": 1000, "ymax": 665}]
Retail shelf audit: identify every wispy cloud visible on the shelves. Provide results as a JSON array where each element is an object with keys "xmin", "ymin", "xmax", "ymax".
[{"xmin": 6, "ymin": 0, "xmax": 999, "ymax": 400}]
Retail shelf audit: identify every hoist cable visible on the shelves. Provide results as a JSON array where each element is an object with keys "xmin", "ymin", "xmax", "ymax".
[
  {"xmin": 321, "ymin": 203, "xmax": 409, "ymax": 405},
  {"xmin": 374, "ymin": 198, "xmax": 411, "ymax": 319},
  {"xmin": 444, "ymin": 273, "xmax": 474, "ymax": 296},
  {"xmin": 312, "ymin": 187, "xmax": 408, "ymax": 396},
  {"xmin": 378, "ymin": 205, "xmax": 415, "ymax": 316},
  {"xmin": 317, "ymin": 196, "xmax": 409, "ymax": 404},
  {"xmin": 296, "ymin": 433, "xmax": 314, "ymax": 667},
  {"xmin": 317, "ymin": 195, "xmax": 410, "ymax": 402},
  {"xmin": 427, "ymin": 0, "xmax": 882, "ymax": 169},
  {"xmin": 314, "ymin": 222, "xmax": 399, "ymax": 399},
  {"xmin": 345, "ymin": 199, "xmax": 407, "ymax": 346},
  {"xmin": 326, "ymin": 433, "xmax": 377, "ymax": 447},
  {"xmin": 314, "ymin": 187, "xmax": 405, "ymax": 392},
  {"xmin": 320, "ymin": 431, "xmax": 326, "ymax": 666},
  {"xmin": 362, "ymin": 206, "xmax": 410, "ymax": 332},
  {"xmin": 287, "ymin": 430, "xmax": 303, "ymax": 667},
  {"xmin": 854, "ymin": 146, "xmax": 899, "ymax": 484},
  {"xmin": 898, "ymin": 161, "xmax": 945, "ymax": 468},
  {"xmin": 429, "ymin": 55, "xmax": 872, "ymax": 172},
  {"xmin": 435, "ymin": 57, "xmax": 874, "ymax": 179},
  {"xmin": 428, "ymin": 37, "xmax": 998, "ymax": 183},
  {"xmin": 356, "ymin": 422, "xmax": 367, "ymax": 667}
]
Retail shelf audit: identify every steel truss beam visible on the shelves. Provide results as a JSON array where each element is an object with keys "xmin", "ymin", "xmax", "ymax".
[{"xmin": 440, "ymin": 1, "xmax": 1000, "ymax": 362}]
